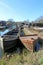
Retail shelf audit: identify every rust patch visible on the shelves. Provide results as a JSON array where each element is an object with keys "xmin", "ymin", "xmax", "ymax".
[{"xmin": 19, "ymin": 36, "xmax": 37, "ymax": 51}]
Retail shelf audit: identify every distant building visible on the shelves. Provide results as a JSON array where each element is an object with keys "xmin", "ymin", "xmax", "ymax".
[{"xmin": 30, "ymin": 22, "xmax": 43, "ymax": 27}]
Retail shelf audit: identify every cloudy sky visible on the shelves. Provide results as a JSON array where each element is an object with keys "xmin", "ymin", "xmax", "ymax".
[{"xmin": 0, "ymin": 0, "xmax": 43, "ymax": 21}]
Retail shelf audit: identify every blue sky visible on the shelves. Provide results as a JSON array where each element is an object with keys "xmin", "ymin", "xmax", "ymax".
[{"xmin": 0, "ymin": 0, "xmax": 43, "ymax": 22}]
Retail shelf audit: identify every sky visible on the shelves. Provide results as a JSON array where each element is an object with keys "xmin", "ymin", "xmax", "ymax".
[{"xmin": 0, "ymin": 0, "xmax": 43, "ymax": 22}]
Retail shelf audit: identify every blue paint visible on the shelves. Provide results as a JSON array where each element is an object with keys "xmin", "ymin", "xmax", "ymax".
[
  {"xmin": 0, "ymin": 25, "xmax": 16, "ymax": 36},
  {"xmin": 35, "ymin": 42, "xmax": 41, "ymax": 51},
  {"xmin": 0, "ymin": 29, "xmax": 9, "ymax": 36}
]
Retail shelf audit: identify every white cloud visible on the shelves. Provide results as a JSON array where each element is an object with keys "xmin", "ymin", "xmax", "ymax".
[{"xmin": 0, "ymin": 1, "xmax": 12, "ymax": 10}]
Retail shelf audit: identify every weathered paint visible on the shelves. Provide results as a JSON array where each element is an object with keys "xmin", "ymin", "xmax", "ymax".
[
  {"xmin": 19, "ymin": 35, "xmax": 38, "ymax": 51},
  {"xmin": 0, "ymin": 36, "xmax": 4, "ymax": 58}
]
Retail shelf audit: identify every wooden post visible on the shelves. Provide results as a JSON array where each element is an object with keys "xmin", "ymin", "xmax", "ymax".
[{"xmin": 0, "ymin": 36, "xmax": 4, "ymax": 58}]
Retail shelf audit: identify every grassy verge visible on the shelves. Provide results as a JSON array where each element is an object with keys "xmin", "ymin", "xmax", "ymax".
[{"xmin": 0, "ymin": 48, "xmax": 43, "ymax": 65}]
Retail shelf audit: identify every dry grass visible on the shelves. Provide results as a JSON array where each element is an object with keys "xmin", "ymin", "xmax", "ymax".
[
  {"xmin": 28, "ymin": 28, "xmax": 39, "ymax": 34},
  {"xmin": 23, "ymin": 28, "xmax": 29, "ymax": 35},
  {"xmin": 22, "ymin": 28, "xmax": 39, "ymax": 35},
  {"xmin": 0, "ymin": 49, "xmax": 43, "ymax": 65}
]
